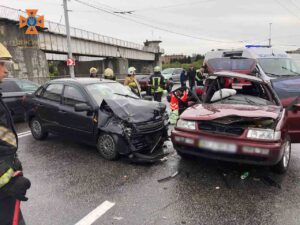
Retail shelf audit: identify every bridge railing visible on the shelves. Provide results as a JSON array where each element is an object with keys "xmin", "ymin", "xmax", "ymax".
[{"xmin": 0, "ymin": 5, "xmax": 159, "ymax": 53}]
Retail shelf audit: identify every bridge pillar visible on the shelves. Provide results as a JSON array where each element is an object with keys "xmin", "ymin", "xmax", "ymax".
[
  {"xmin": 104, "ymin": 58, "xmax": 128, "ymax": 77},
  {"xmin": 0, "ymin": 19, "xmax": 49, "ymax": 84}
]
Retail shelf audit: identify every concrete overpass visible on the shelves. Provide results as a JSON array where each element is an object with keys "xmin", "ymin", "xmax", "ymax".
[{"xmin": 0, "ymin": 5, "xmax": 164, "ymax": 83}]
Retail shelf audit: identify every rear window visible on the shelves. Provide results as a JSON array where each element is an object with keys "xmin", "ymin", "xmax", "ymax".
[{"xmin": 0, "ymin": 80, "xmax": 21, "ymax": 92}]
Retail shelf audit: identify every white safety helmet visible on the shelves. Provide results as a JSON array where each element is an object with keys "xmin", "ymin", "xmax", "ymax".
[
  {"xmin": 154, "ymin": 66, "xmax": 161, "ymax": 72},
  {"xmin": 128, "ymin": 67, "xmax": 136, "ymax": 75}
]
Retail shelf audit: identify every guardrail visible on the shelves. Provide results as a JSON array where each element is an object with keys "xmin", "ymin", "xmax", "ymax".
[{"xmin": 0, "ymin": 5, "xmax": 159, "ymax": 53}]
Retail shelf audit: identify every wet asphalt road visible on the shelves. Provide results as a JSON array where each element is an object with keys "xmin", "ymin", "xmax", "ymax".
[{"xmin": 15, "ymin": 119, "xmax": 300, "ymax": 225}]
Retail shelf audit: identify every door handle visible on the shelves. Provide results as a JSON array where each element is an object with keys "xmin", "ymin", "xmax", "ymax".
[{"xmin": 59, "ymin": 110, "xmax": 67, "ymax": 114}]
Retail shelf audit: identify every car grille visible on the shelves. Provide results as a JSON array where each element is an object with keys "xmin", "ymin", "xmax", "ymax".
[
  {"xmin": 130, "ymin": 132, "xmax": 163, "ymax": 152},
  {"xmin": 198, "ymin": 121, "xmax": 244, "ymax": 136},
  {"xmin": 134, "ymin": 118, "xmax": 165, "ymax": 134}
]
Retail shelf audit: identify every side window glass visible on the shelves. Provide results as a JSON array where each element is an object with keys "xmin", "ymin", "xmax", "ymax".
[
  {"xmin": 42, "ymin": 84, "xmax": 63, "ymax": 102},
  {"xmin": 0, "ymin": 80, "xmax": 21, "ymax": 92},
  {"xmin": 63, "ymin": 86, "xmax": 86, "ymax": 106}
]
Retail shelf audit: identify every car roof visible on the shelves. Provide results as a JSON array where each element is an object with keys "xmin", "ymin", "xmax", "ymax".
[
  {"xmin": 211, "ymin": 71, "xmax": 264, "ymax": 83},
  {"xmin": 49, "ymin": 77, "xmax": 117, "ymax": 85}
]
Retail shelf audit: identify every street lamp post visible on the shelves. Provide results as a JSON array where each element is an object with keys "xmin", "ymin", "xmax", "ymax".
[{"xmin": 63, "ymin": 0, "xmax": 75, "ymax": 78}]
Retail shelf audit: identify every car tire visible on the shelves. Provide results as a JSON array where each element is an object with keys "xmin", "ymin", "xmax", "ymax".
[
  {"xmin": 29, "ymin": 117, "xmax": 48, "ymax": 140},
  {"xmin": 272, "ymin": 137, "xmax": 291, "ymax": 174},
  {"xmin": 97, "ymin": 133, "xmax": 119, "ymax": 160}
]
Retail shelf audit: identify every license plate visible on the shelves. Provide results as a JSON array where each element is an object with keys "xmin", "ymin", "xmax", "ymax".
[{"xmin": 198, "ymin": 139, "xmax": 237, "ymax": 153}]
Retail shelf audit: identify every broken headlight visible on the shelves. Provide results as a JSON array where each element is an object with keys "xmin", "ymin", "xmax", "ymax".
[
  {"xmin": 177, "ymin": 119, "xmax": 196, "ymax": 130},
  {"xmin": 247, "ymin": 128, "xmax": 281, "ymax": 141}
]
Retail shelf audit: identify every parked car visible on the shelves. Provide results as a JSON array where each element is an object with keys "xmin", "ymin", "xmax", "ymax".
[
  {"xmin": 0, "ymin": 78, "xmax": 39, "ymax": 120},
  {"xmin": 162, "ymin": 68, "xmax": 183, "ymax": 82},
  {"xmin": 23, "ymin": 78, "xmax": 169, "ymax": 162},
  {"xmin": 171, "ymin": 71, "xmax": 294, "ymax": 173}
]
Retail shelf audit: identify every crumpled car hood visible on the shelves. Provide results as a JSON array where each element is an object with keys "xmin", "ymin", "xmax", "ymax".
[
  {"xmin": 181, "ymin": 103, "xmax": 281, "ymax": 121},
  {"xmin": 104, "ymin": 98, "xmax": 166, "ymax": 123}
]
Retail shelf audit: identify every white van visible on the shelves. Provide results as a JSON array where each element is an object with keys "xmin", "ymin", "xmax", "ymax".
[{"xmin": 204, "ymin": 45, "xmax": 300, "ymax": 81}]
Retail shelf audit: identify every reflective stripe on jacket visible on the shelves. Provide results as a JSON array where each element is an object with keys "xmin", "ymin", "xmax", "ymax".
[
  {"xmin": 170, "ymin": 91, "xmax": 188, "ymax": 110},
  {"xmin": 0, "ymin": 168, "xmax": 13, "ymax": 188}
]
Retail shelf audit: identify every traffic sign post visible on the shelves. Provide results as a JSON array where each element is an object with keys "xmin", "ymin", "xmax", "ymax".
[{"xmin": 67, "ymin": 58, "xmax": 75, "ymax": 66}]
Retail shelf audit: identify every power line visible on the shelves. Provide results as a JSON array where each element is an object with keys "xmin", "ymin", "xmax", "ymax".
[
  {"xmin": 132, "ymin": 0, "xmax": 216, "ymax": 12},
  {"xmin": 274, "ymin": 0, "xmax": 300, "ymax": 21},
  {"xmin": 73, "ymin": 0, "xmax": 240, "ymax": 44},
  {"xmin": 289, "ymin": 0, "xmax": 300, "ymax": 12}
]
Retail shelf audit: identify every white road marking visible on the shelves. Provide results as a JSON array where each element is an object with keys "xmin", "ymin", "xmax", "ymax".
[
  {"xmin": 74, "ymin": 201, "xmax": 115, "ymax": 225},
  {"xmin": 17, "ymin": 131, "xmax": 32, "ymax": 138},
  {"xmin": 17, "ymin": 130, "xmax": 31, "ymax": 136}
]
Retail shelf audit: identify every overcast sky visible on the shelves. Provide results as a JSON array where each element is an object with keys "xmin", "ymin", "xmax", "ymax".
[{"xmin": 1, "ymin": 0, "xmax": 300, "ymax": 55}]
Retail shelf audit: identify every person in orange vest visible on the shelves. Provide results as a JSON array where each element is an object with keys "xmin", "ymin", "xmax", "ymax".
[{"xmin": 169, "ymin": 90, "xmax": 188, "ymax": 124}]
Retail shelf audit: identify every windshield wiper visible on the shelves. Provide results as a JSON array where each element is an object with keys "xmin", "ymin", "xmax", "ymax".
[
  {"xmin": 282, "ymin": 66, "xmax": 300, "ymax": 76},
  {"xmin": 265, "ymin": 72, "xmax": 281, "ymax": 77},
  {"xmin": 114, "ymin": 93, "xmax": 139, "ymax": 99}
]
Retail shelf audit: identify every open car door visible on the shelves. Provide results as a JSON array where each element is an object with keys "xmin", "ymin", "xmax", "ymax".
[{"xmin": 272, "ymin": 77, "xmax": 300, "ymax": 143}]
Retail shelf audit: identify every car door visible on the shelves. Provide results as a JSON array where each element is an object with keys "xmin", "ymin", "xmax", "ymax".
[
  {"xmin": 0, "ymin": 80, "xmax": 24, "ymax": 119},
  {"xmin": 35, "ymin": 83, "xmax": 64, "ymax": 133},
  {"xmin": 271, "ymin": 77, "xmax": 300, "ymax": 143},
  {"xmin": 58, "ymin": 85, "xmax": 95, "ymax": 143},
  {"xmin": 172, "ymin": 69, "xmax": 182, "ymax": 82}
]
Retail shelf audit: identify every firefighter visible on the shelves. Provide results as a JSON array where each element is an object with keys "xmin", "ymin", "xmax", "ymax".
[
  {"xmin": 169, "ymin": 89, "xmax": 188, "ymax": 124},
  {"xmin": 103, "ymin": 68, "xmax": 116, "ymax": 80},
  {"xmin": 89, "ymin": 67, "xmax": 98, "ymax": 78},
  {"xmin": 124, "ymin": 67, "xmax": 140, "ymax": 95},
  {"xmin": 0, "ymin": 43, "xmax": 31, "ymax": 225},
  {"xmin": 149, "ymin": 66, "xmax": 165, "ymax": 102}
]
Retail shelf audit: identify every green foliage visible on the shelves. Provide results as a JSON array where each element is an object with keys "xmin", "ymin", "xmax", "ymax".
[
  {"xmin": 48, "ymin": 62, "xmax": 59, "ymax": 79},
  {"xmin": 162, "ymin": 59, "xmax": 204, "ymax": 70}
]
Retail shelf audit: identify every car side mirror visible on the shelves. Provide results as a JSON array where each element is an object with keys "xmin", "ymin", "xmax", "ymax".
[
  {"xmin": 74, "ymin": 103, "xmax": 92, "ymax": 112},
  {"xmin": 292, "ymin": 103, "xmax": 300, "ymax": 112}
]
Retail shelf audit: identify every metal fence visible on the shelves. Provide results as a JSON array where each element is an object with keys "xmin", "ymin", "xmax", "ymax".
[{"xmin": 0, "ymin": 5, "xmax": 159, "ymax": 53}]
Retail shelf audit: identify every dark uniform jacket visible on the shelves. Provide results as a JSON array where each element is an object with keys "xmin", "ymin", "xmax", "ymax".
[{"xmin": 0, "ymin": 92, "xmax": 23, "ymax": 225}]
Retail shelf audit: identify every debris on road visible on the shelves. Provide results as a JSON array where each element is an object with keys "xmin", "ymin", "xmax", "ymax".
[
  {"xmin": 261, "ymin": 175, "xmax": 281, "ymax": 189},
  {"xmin": 215, "ymin": 186, "xmax": 220, "ymax": 190},
  {"xmin": 158, "ymin": 170, "xmax": 181, "ymax": 183},
  {"xmin": 241, "ymin": 171, "xmax": 250, "ymax": 180},
  {"xmin": 113, "ymin": 216, "xmax": 123, "ymax": 221}
]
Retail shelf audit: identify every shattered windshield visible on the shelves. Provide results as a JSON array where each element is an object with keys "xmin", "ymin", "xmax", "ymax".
[
  {"xmin": 205, "ymin": 77, "xmax": 277, "ymax": 106},
  {"xmin": 86, "ymin": 82, "xmax": 139, "ymax": 105},
  {"xmin": 258, "ymin": 58, "xmax": 300, "ymax": 77}
]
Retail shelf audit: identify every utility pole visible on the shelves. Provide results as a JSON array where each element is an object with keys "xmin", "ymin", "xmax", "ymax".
[
  {"xmin": 63, "ymin": 0, "xmax": 75, "ymax": 78},
  {"xmin": 268, "ymin": 23, "xmax": 272, "ymax": 47}
]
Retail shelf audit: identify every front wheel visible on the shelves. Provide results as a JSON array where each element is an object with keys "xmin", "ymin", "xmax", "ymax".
[
  {"xmin": 29, "ymin": 117, "xmax": 48, "ymax": 140},
  {"xmin": 272, "ymin": 137, "xmax": 291, "ymax": 174},
  {"xmin": 97, "ymin": 134, "xmax": 119, "ymax": 160}
]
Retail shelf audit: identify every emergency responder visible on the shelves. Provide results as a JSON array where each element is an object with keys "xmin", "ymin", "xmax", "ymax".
[
  {"xmin": 195, "ymin": 66, "xmax": 204, "ymax": 86},
  {"xmin": 124, "ymin": 67, "xmax": 140, "ymax": 95},
  {"xmin": 169, "ymin": 89, "xmax": 188, "ymax": 124},
  {"xmin": 0, "ymin": 43, "xmax": 31, "ymax": 225},
  {"xmin": 103, "ymin": 68, "xmax": 116, "ymax": 80},
  {"xmin": 89, "ymin": 67, "xmax": 98, "ymax": 78},
  {"xmin": 180, "ymin": 69, "xmax": 187, "ymax": 87},
  {"xmin": 187, "ymin": 65, "xmax": 196, "ymax": 90},
  {"xmin": 149, "ymin": 66, "xmax": 165, "ymax": 102}
]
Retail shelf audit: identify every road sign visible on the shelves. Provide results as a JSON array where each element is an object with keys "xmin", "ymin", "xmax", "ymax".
[{"xmin": 67, "ymin": 58, "xmax": 75, "ymax": 66}]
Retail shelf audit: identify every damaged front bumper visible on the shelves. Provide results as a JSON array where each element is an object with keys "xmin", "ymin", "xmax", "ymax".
[{"xmin": 123, "ymin": 119, "xmax": 169, "ymax": 163}]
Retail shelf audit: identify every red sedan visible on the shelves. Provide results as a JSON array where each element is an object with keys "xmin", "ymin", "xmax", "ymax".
[{"xmin": 172, "ymin": 71, "xmax": 295, "ymax": 173}]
